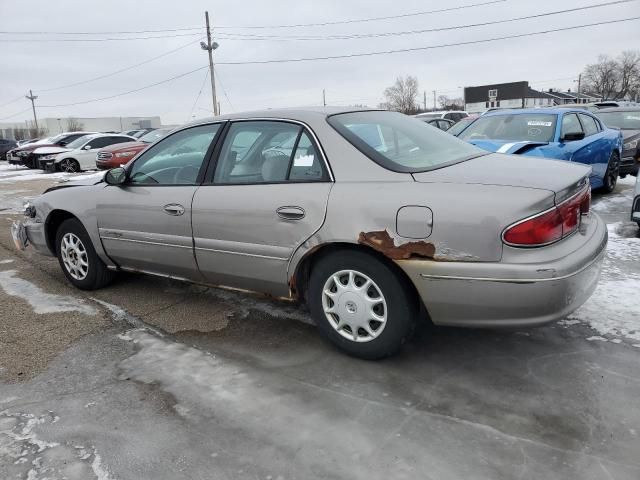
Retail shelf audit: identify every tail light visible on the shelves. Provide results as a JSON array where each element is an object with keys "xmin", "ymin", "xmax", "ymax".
[{"xmin": 503, "ymin": 187, "xmax": 590, "ymax": 247}]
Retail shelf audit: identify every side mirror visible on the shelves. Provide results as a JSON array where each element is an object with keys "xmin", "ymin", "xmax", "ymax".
[
  {"xmin": 104, "ymin": 167, "xmax": 127, "ymax": 186},
  {"xmin": 83, "ymin": 145, "xmax": 92, "ymax": 150},
  {"xmin": 562, "ymin": 132, "xmax": 585, "ymax": 142}
]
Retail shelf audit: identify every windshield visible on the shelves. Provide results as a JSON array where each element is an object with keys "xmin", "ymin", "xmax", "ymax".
[
  {"xmin": 139, "ymin": 128, "xmax": 172, "ymax": 143},
  {"xmin": 597, "ymin": 110, "xmax": 640, "ymax": 130},
  {"xmin": 447, "ymin": 118, "xmax": 475, "ymax": 136},
  {"xmin": 328, "ymin": 111, "xmax": 485, "ymax": 173},
  {"xmin": 66, "ymin": 135, "xmax": 93, "ymax": 149},
  {"xmin": 459, "ymin": 113, "xmax": 557, "ymax": 143}
]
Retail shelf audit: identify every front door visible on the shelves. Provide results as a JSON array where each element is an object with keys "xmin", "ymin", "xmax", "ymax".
[
  {"xmin": 97, "ymin": 123, "xmax": 222, "ymax": 279},
  {"xmin": 192, "ymin": 120, "xmax": 333, "ymax": 296}
]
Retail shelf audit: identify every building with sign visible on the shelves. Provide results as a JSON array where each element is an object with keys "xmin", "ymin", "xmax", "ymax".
[{"xmin": 464, "ymin": 81, "xmax": 556, "ymax": 113}]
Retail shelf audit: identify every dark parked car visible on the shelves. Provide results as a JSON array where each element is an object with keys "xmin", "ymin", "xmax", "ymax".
[
  {"xmin": 0, "ymin": 139, "xmax": 18, "ymax": 160},
  {"xmin": 596, "ymin": 107, "xmax": 640, "ymax": 178}
]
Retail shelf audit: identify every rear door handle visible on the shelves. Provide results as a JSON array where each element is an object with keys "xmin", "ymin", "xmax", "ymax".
[
  {"xmin": 163, "ymin": 204, "xmax": 185, "ymax": 216},
  {"xmin": 276, "ymin": 206, "xmax": 305, "ymax": 220}
]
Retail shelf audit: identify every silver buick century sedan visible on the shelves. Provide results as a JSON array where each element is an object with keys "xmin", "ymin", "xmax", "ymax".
[{"xmin": 13, "ymin": 108, "xmax": 607, "ymax": 359}]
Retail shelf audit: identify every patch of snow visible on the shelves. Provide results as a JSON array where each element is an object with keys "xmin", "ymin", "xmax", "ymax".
[
  {"xmin": 557, "ymin": 319, "xmax": 580, "ymax": 327},
  {"xmin": 0, "ymin": 259, "xmax": 15, "ymax": 264},
  {"xmin": 91, "ymin": 451, "xmax": 112, "ymax": 480},
  {"xmin": 91, "ymin": 297, "xmax": 164, "ymax": 335},
  {"xmin": 0, "ymin": 269, "xmax": 96, "ymax": 315},
  {"xmin": 586, "ymin": 336, "xmax": 608, "ymax": 342},
  {"xmin": 0, "ymin": 171, "xmax": 71, "ymax": 183}
]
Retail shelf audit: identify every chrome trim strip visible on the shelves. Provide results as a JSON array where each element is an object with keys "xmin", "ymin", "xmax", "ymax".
[
  {"xmin": 100, "ymin": 236, "xmax": 192, "ymax": 249},
  {"xmin": 194, "ymin": 246, "xmax": 287, "ymax": 261},
  {"xmin": 419, "ymin": 249, "xmax": 604, "ymax": 284}
]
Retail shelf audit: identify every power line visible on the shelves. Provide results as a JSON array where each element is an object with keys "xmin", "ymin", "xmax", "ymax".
[
  {"xmin": 39, "ymin": 65, "xmax": 208, "ymax": 108},
  {"xmin": 213, "ymin": 0, "xmax": 636, "ymax": 41},
  {"xmin": 0, "ymin": 32, "xmax": 202, "ymax": 42},
  {"xmin": 0, "ymin": 108, "xmax": 32, "ymax": 121},
  {"xmin": 0, "ymin": 95, "xmax": 24, "ymax": 108},
  {"xmin": 216, "ymin": 17, "xmax": 640, "ymax": 65},
  {"xmin": 215, "ymin": 69, "xmax": 236, "ymax": 112},
  {"xmin": 188, "ymin": 69, "xmax": 210, "ymax": 120},
  {"xmin": 213, "ymin": 0, "xmax": 507, "ymax": 29},
  {"xmin": 0, "ymin": 27, "xmax": 201, "ymax": 35},
  {"xmin": 38, "ymin": 38, "xmax": 202, "ymax": 92}
]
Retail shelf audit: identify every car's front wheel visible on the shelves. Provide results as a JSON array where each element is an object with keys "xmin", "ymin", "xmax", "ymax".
[
  {"xmin": 55, "ymin": 218, "xmax": 115, "ymax": 290},
  {"xmin": 59, "ymin": 158, "xmax": 80, "ymax": 173},
  {"xmin": 602, "ymin": 151, "xmax": 619, "ymax": 194},
  {"xmin": 308, "ymin": 250, "xmax": 418, "ymax": 359}
]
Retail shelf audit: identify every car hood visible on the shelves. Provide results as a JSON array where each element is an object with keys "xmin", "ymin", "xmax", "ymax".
[
  {"xmin": 412, "ymin": 152, "xmax": 590, "ymax": 196},
  {"xmin": 99, "ymin": 141, "xmax": 146, "ymax": 153},
  {"xmin": 15, "ymin": 142, "xmax": 55, "ymax": 152},
  {"xmin": 622, "ymin": 129, "xmax": 640, "ymax": 141},
  {"xmin": 467, "ymin": 139, "xmax": 550, "ymax": 155},
  {"xmin": 33, "ymin": 146, "xmax": 70, "ymax": 155},
  {"xmin": 44, "ymin": 172, "xmax": 105, "ymax": 193}
]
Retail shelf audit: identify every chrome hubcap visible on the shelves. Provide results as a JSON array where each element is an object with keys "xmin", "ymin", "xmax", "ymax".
[
  {"xmin": 322, "ymin": 270, "xmax": 387, "ymax": 343},
  {"xmin": 60, "ymin": 233, "xmax": 89, "ymax": 280}
]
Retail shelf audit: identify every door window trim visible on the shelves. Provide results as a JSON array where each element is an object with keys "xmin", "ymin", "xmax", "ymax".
[
  {"xmin": 577, "ymin": 113, "xmax": 601, "ymax": 137},
  {"xmin": 203, "ymin": 118, "xmax": 335, "ymax": 185},
  {"xmin": 123, "ymin": 121, "xmax": 227, "ymax": 187}
]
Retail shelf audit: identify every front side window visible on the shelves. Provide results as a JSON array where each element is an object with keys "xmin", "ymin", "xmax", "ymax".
[
  {"xmin": 578, "ymin": 114, "xmax": 600, "ymax": 136},
  {"xmin": 328, "ymin": 111, "xmax": 484, "ymax": 173},
  {"xmin": 66, "ymin": 135, "xmax": 94, "ymax": 150},
  {"xmin": 458, "ymin": 113, "xmax": 558, "ymax": 143},
  {"xmin": 128, "ymin": 124, "xmax": 220, "ymax": 185},
  {"xmin": 213, "ymin": 121, "xmax": 327, "ymax": 184},
  {"xmin": 561, "ymin": 113, "xmax": 583, "ymax": 137},
  {"xmin": 597, "ymin": 110, "xmax": 640, "ymax": 130}
]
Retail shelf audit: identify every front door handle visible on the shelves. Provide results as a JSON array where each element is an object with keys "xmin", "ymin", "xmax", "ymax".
[
  {"xmin": 163, "ymin": 204, "xmax": 185, "ymax": 216},
  {"xmin": 276, "ymin": 206, "xmax": 305, "ymax": 220}
]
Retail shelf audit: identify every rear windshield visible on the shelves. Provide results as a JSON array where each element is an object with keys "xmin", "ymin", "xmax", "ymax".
[
  {"xmin": 459, "ymin": 113, "xmax": 558, "ymax": 142},
  {"xmin": 328, "ymin": 111, "xmax": 485, "ymax": 173},
  {"xmin": 597, "ymin": 111, "xmax": 640, "ymax": 130}
]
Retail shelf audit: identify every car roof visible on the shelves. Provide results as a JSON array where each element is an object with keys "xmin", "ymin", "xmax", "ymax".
[
  {"xmin": 483, "ymin": 108, "xmax": 593, "ymax": 116},
  {"xmin": 182, "ymin": 106, "xmax": 376, "ymax": 128},
  {"xmin": 596, "ymin": 106, "xmax": 640, "ymax": 112}
]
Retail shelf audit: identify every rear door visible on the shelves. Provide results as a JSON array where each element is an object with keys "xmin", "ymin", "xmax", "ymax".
[
  {"xmin": 97, "ymin": 123, "xmax": 222, "ymax": 279},
  {"xmin": 578, "ymin": 113, "xmax": 610, "ymax": 182},
  {"xmin": 191, "ymin": 120, "xmax": 333, "ymax": 296}
]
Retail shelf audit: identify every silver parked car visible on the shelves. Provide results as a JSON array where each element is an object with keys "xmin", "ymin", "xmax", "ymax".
[{"xmin": 12, "ymin": 108, "xmax": 607, "ymax": 359}]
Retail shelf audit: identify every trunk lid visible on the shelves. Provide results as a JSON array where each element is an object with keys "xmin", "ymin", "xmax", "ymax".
[{"xmin": 412, "ymin": 153, "xmax": 590, "ymax": 202}]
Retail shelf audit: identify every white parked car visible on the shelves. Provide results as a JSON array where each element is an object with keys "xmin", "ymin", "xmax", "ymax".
[{"xmin": 34, "ymin": 134, "xmax": 136, "ymax": 172}]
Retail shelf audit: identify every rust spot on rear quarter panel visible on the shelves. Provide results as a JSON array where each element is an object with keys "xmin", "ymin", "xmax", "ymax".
[{"xmin": 358, "ymin": 230, "xmax": 436, "ymax": 260}]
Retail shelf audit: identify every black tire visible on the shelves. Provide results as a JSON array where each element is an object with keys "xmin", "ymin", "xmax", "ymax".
[
  {"xmin": 601, "ymin": 151, "xmax": 619, "ymax": 194},
  {"xmin": 55, "ymin": 218, "xmax": 116, "ymax": 290},
  {"xmin": 308, "ymin": 249, "xmax": 419, "ymax": 360},
  {"xmin": 59, "ymin": 158, "xmax": 80, "ymax": 173}
]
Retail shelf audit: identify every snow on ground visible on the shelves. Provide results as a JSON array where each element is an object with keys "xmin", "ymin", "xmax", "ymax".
[
  {"xmin": 567, "ymin": 222, "xmax": 640, "ymax": 343},
  {"xmin": 0, "ymin": 164, "xmax": 103, "ymax": 184},
  {"xmin": 0, "ymin": 189, "xmax": 33, "ymax": 215},
  {"xmin": 0, "ymin": 269, "xmax": 97, "ymax": 315},
  {"xmin": 591, "ymin": 175, "xmax": 636, "ymax": 213},
  {"xmin": 0, "ymin": 410, "xmax": 112, "ymax": 480}
]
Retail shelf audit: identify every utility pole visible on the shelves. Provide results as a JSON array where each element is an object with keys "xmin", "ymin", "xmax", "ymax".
[
  {"xmin": 201, "ymin": 11, "xmax": 219, "ymax": 116},
  {"xmin": 577, "ymin": 73, "xmax": 582, "ymax": 104},
  {"xmin": 432, "ymin": 90, "xmax": 436, "ymax": 110},
  {"xmin": 423, "ymin": 91, "xmax": 427, "ymax": 111},
  {"xmin": 25, "ymin": 89, "xmax": 38, "ymax": 132},
  {"xmin": 322, "ymin": 89, "xmax": 326, "ymax": 107}
]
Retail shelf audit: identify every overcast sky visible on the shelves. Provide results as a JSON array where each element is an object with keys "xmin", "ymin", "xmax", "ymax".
[{"xmin": 0, "ymin": 0, "xmax": 638, "ymax": 126}]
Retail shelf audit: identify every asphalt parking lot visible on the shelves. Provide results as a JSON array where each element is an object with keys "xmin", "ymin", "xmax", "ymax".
[{"xmin": 1, "ymin": 163, "xmax": 639, "ymax": 480}]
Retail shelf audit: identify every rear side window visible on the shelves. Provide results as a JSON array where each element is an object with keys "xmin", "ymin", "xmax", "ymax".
[
  {"xmin": 328, "ymin": 111, "xmax": 484, "ymax": 173},
  {"xmin": 562, "ymin": 114, "xmax": 583, "ymax": 136},
  {"xmin": 579, "ymin": 114, "xmax": 600, "ymax": 136}
]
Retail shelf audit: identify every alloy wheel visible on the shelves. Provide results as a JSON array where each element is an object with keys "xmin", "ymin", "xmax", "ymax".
[
  {"xmin": 60, "ymin": 159, "xmax": 79, "ymax": 173},
  {"xmin": 321, "ymin": 270, "xmax": 387, "ymax": 343},
  {"xmin": 60, "ymin": 233, "xmax": 89, "ymax": 280}
]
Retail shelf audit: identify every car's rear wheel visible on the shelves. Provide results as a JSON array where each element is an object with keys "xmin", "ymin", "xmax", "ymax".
[
  {"xmin": 59, "ymin": 158, "xmax": 80, "ymax": 173},
  {"xmin": 308, "ymin": 249, "xmax": 418, "ymax": 359},
  {"xmin": 602, "ymin": 151, "xmax": 619, "ymax": 194},
  {"xmin": 55, "ymin": 218, "xmax": 115, "ymax": 290}
]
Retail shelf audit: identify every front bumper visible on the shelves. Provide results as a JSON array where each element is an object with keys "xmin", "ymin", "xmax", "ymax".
[
  {"xmin": 398, "ymin": 213, "xmax": 607, "ymax": 327},
  {"xmin": 12, "ymin": 219, "xmax": 52, "ymax": 256}
]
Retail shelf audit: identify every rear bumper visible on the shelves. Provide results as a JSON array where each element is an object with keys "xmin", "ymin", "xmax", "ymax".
[
  {"xmin": 619, "ymin": 155, "xmax": 638, "ymax": 176},
  {"xmin": 398, "ymin": 214, "xmax": 607, "ymax": 327}
]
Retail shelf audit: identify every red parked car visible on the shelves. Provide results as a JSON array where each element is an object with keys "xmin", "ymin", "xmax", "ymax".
[{"xmin": 95, "ymin": 128, "xmax": 172, "ymax": 170}]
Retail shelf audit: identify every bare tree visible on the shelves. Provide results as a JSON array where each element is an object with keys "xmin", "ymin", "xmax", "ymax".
[
  {"xmin": 582, "ymin": 51, "xmax": 640, "ymax": 100},
  {"xmin": 381, "ymin": 76, "xmax": 419, "ymax": 114},
  {"xmin": 66, "ymin": 117, "xmax": 84, "ymax": 131},
  {"xmin": 26, "ymin": 121, "xmax": 47, "ymax": 139},
  {"xmin": 438, "ymin": 95, "xmax": 464, "ymax": 110}
]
